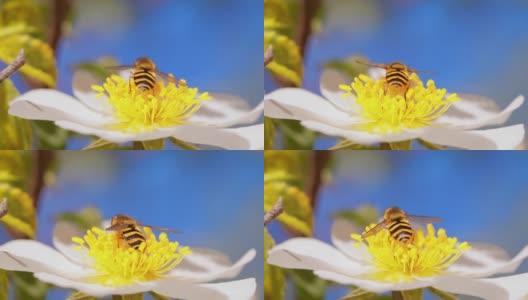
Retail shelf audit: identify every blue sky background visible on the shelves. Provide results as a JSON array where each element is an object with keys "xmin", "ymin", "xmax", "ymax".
[
  {"xmin": 268, "ymin": 151, "xmax": 528, "ymax": 300},
  {"xmin": 0, "ymin": 151, "xmax": 263, "ymax": 299},
  {"xmin": 265, "ymin": 0, "xmax": 528, "ymax": 149}
]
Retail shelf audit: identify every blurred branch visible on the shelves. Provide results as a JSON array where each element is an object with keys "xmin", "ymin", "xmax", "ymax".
[
  {"xmin": 0, "ymin": 198, "xmax": 7, "ymax": 218},
  {"xmin": 296, "ymin": 0, "xmax": 322, "ymax": 58},
  {"xmin": 264, "ymin": 197, "xmax": 284, "ymax": 226},
  {"xmin": 0, "ymin": 49, "xmax": 25, "ymax": 83},
  {"xmin": 30, "ymin": 151, "xmax": 54, "ymax": 210},
  {"xmin": 305, "ymin": 151, "xmax": 330, "ymax": 208},
  {"xmin": 264, "ymin": 45, "xmax": 274, "ymax": 66},
  {"xmin": 26, "ymin": 0, "xmax": 71, "ymax": 89}
]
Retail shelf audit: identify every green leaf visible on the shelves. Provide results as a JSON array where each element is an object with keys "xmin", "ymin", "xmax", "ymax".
[
  {"xmin": 264, "ymin": 117, "xmax": 275, "ymax": 150},
  {"xmin": 388, "ymin": 140, "xmax": 412, "ymax": 150},
  {"xmin": 74, "ymin": 56, "xmax": 119, "ymax": 80},
  {"xmin": 133, "ymin": 139, "xmax": 165, "ymax": 150},
  {"xmin": 0, "ymin": 79, "xmax": 32, "ymax": 149},
  {"xmin": 0, "ymin": 183, "xmax": 36, "ymax": 238},
  {"xmin": 168, "ymin": 137, "xmax": 199, "ymax": 150},
  {"xmin": 264, "ymin": 0, "xmax": 291, "ymax": 33},
  {"xmin": 417, "ymin": 139, "xmax": 445, "ymax": 150},
  {"xmin": 65, "ymin": 291, "xmax": 97, "ymax": 300},
  {"xmin": 329, "ymin": 140, "xmax": 379, "ymax": 150},
  {"xmin": 333, "ymin": 205, "xmax": 379, "ymax": 228},
  {"xmin": 10, "ymin": 271, "xmax": 49, "ymax": 300},
  {"xmin": 112, "ymin": 294, "xmax": 144, "ymax": 300},
  {"xmin": 148, "ymin": 292, "xmax": 170, "ymax": 300},
  {"xmin": 287, "ymin": 269, "xmax": 327, "ymax": 300},
  {"xmin": 33, "ymin": 120, "xmax": 69, "ymax": 149},
  {"xmin": 0, "ymin": 150, "xmax": 31, "ymax": 188},
  {"xmin": 276, "ymin": 119, "xmax": 316, "ymax": 150},
  {"xmin": 264, "ymin": 30, "xmax": 303, "ymax": 86},
  {"xmin": 393, "ymin": 289, "xmax": 424, "ymax": 300},
  {"xmin": 264, "ymin": 228, "xmax": 285, "ymax": 300},
  {"xmin": 428, "ymin": 287, "xmax": 457, "ymax": 300},
  {"xmin": 54, "ymin": 207, "xmax": 102, "ymax": 231},
  {"xmin": 264, "ymin": 182, "xmax": 312, "ymax": 236},
  {"xmin": 0, "ymin": 270, "xmax": 7, "ymax": 300},
  {"xmin": 0, "ymin": 0, "xmax": 45, "ymax": 35},
  {"xmin": 0, "ymin": 33, "xmax": 57, "ymax": 87},
  {"xmin": 82, "ymin": 139, "xmax": 121, "ymax": 150},
  {"xmin": 323, "ymin": 55, "xmax": 369, "ymax": 79},
  {"xmin": 264, "ymin": 150, "xmax": 305, "ymax": 185}
]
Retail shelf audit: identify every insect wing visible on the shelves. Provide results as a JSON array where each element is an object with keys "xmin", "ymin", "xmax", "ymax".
[
  {"xmin": 137, "ymin": 223, "xmax": 182, "ymax": 234},
  {"xmin": 405, "ymin": 215, "xmax": 442, "ymax": 224},
  {"xmin": 104, "ymin": 65, "xmax": 135, "ymax": 72},
  {"xmin": 406, "ymin": 67, "xmax": 435, "ymax": 75},
  {"xmin": 355, "ymin": 60, "xmax": 389, "ymax": 70},
  {"xmin": 361, "ymin": 220, "xmax": 388, "ymax": 239},
  {"xmin": 105, "ymin": 223, "xmax": 130, "ymax": 231}
]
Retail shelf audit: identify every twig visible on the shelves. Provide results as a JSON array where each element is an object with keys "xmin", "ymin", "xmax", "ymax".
[
  {"xmin": 264, "ymin": 45, "xmax": 274, "ymax": 66},
  {"xmin": 305, "ymin": 151, "xmax": 330, "ymax": 208},
  {"xmin": 295, "ymin": 0, "xmax": 322, "ymax": 58},
  {"xmin": 0, "ymin": 198, "xmax": 7, "ymax": 218},
  {"xmin": 0, "ymin": 49, "xmax": 25, "ymax": 83},
  {"xmin": 30, "ymin": 151, "xmax": 55, "ymax": 210},
  {"xmin": 264, "ymin": 197, "xmax": 284, "ymax": 226}
]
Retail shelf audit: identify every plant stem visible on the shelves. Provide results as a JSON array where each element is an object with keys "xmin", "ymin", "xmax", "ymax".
[
  {"xmin": 417, "ymin": 139, "xmax": 445, "ymax": 150},
  {"xmin": 168, "ymin": 137, "xmax": 199, "ymax": 150},
  {"xmin": 0, "ymin": 49, "xmax": 25, "ymax": 83}
]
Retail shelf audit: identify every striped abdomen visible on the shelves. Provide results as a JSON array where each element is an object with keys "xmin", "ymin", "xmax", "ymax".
[
  {"xmin": 122, "ymin": 225, "xmax": 146, "ymax": 250},
  {"xmin": 387, "ymin": 218, "xmax": 413, "ymax": 243},
  {"xmin": 132, "ymin": 69, "xmax": 157, "ymax": 92},
  {"xmin": 385, "ymin": 69, "xmax": 409, "ymax": 90}
]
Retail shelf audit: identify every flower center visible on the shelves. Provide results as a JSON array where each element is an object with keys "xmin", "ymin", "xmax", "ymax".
[
  {"xmin": 351, "ymin": 224, "xmax": 470, "ymax": 282},
  {"xmin": 339, "ymin": 73, "xmax": 459, "ymax": 134},
  {"xmin": 92, "ymin": 75, "xmax": 211, "ymax": 133},
  {"xmin": 72, "ymin": 226, "xmax": 191, "ymax": 286}
]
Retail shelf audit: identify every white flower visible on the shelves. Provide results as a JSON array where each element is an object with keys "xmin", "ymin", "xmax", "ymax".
[
  {"xmin": 264, "ymin": 69, "xmax": 525, "ymax": 149},
  {"xmin": 9, "ymin": 70, "xmax": 264, "ymax": 150},
  {"xmin": 267, "ymin": 219, "xmax": 528, "ymax": 300},
  {"xmin": 0, "ymin": 221, "xmax": 257, "ymax": 299}
]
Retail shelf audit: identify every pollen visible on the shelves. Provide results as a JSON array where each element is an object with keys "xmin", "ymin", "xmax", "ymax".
[
  {"xmin": 339, "ymin": 73, "xmax": 459, "ymax": 134},
  {"xmin": 92, "ymin": 75, "xmax": 211, "ymax": 133},
  {"xmin": 72, "ymin": 226, "xmax": 191, "ymax": 286},
  {"xmin": 351, "ymin": 224, "xmax": 470, "ymax": 282}
]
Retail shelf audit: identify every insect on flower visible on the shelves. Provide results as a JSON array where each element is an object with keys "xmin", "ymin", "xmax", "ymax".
[
  {"xmin": 106, "ymin": 57, "xmax": 187, "ymax": 95},
  {"xmin": 356, "ymin": 60, "xmax": 432, "ymax": 98},
  {"xmin": 362, "ymin": 206, "xmax": 442, "ymax": 244},
  {"xmin": 105, "ymin": 214, "xmax": 181, "ymax": 251}
]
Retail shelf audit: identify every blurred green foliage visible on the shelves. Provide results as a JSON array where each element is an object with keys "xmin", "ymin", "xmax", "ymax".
[
  {"xmin": 54, "ymin": 206, "xmax": 103, "ymax": 231},
  {"xmin": 0, "ymin": 80, "xmax": 31, "ymax": 150},
  {"xmin": 264, "ymin": 117, "xmax": 275, "ymax": 150},
  {"xmin": 0, "ymin": 270, "xmax": 7, "ymax": 300},
  {"xmin": 264, "ymin": 228, "xmax": 285, "ymax": 300},
  {"xmin": 65, "ymin": 292, "xmax": 98, "ymax": 300}
]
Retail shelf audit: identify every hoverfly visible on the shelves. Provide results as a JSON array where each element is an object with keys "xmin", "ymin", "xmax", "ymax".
[
  {"xmin": 361, "ymin": 206, "xmax": 442, "ymax": 244},
  {"xmin": 105, "ymin": 214, "xmax": 181, "ymax": 251}
]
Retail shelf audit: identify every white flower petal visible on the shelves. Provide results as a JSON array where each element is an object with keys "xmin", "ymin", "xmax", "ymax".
[
  {"xmin": 331, "ymin": 218, "xmax": 367, "ymax": 262},
  {"xmin": 34, "ymin": 272, "xmax": 154, "ymax": 297},
  {"xmin": 154, "ymin": 278, "xmax": 256, "ymax": 300},
  {"xmin": 54, "ymin": 121, "xmax": 177, "ymax": 143},
  {"xmin": 432, "ymin": 275, "xmax": 509, "ymax": 300},
  {"xmin": 314, "ymin": 270, "xmax": 434, "ymax": 293},
  {"xmin": 72, "ymin": 70, "xmax": 113, "ymax": 115},
  {"xmin": 168, "ymin": 249, "xmax": 256, "ymax": 282},
  {"xmin": 264, "ymin": 88, "xmax": 360, "ymax": 126},
  {"xmin": 320, "ymin": 69, "xmax": 356, "ymax": 113},
  {"xmin": 483, "ymin": 273, "xmax": 528, "ymax": 300},
  {"xmin": 171, "ymin": 124, "xmax": 264, "ymax": 150},
  {"xmin": 8, "ymin": 89, "xmax": 114, "ymax": 126},
  {"xmin": 189, "ymin": 94, "xmax": 263, "ymax": 127},
  {"xmin": 301, "ymin": 120, "xmax": 423, "ymax": 144},
  {"xmin": 0, "ymin": 240, "xmax": 88, "ymax": 279},
  {"xmin": 53, "ymin": 221, "xmax": 91, "ymax": 267},
  {"xmin": 422, "ymin": 124, "xmax": 525, "ymax": 150},
  {"xmin": 268, "ymin": 238, "xmax": 368, "ymax": 276},
  {"xmin": 367, "ymin": 67, "xmax": 386, "ymax": 80},
  {"xmin": 449, "ymin": 244, "xmax": 528, "ymax": 278},
  {"xmin": 436, "ymin": 95, "xmax": 524, "ymax": 130}
]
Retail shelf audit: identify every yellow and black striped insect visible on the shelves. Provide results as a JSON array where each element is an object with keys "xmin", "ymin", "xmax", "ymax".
[
  {"xmin": 105, "ymin": 214, "xmax": 181, "ymax": 251},
  {"xmin": 106, "ymin": 57, "xmax": 182, "ymax": 94},
  {"xmin": 356, "ymin": 60, "xmax": 431, "ymax": 98},
  {"xmin": 361, "ymin": 207, "xmax": 441, "ymax": 244}
]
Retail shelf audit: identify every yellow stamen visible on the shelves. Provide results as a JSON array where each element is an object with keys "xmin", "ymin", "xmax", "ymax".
[
  {"xmin": 72, "ymin": 226, "xmax": 191, "ymax": 286},
  {"xmin": 340, "ymin": 73, "xmax": 459, "ymax": 134},
  {"xmin": 92, "ymin": 75, "xmax": 211, "ymax": 133},
  {"xmin": 351, "ymin": 224, "xmax": 470, "ymax": 282}
]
